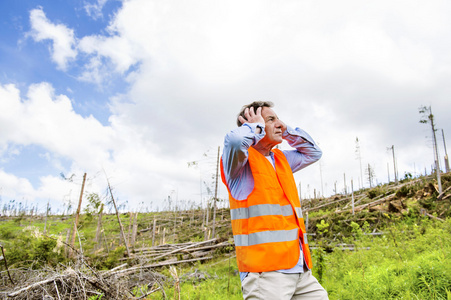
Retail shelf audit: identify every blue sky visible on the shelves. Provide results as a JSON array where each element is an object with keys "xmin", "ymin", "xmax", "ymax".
[
  {"xmin": 0, "ymin": 0, "xmax": 123, "ymax": 121},
  {"xmin": 1, "ymin": 0, "xmax": 450, "ymax": 214}
]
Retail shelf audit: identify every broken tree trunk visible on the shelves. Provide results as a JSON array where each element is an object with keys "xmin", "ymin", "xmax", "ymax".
[
  {"xmin": 106, "ymin": 177, "xmax": 130, "ymax": 257},
  {"xmin": 152, "ymin": 217, "xmax": 156, "ymax": 247},
  {"xmin": 70, "ymin": 172, "xmax": 86, "ymax": 257}
]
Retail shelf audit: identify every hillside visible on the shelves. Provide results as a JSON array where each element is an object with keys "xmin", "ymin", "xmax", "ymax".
[{"xmin": 0, "ymin": 173, "xmax": 450, "ymax": 299}]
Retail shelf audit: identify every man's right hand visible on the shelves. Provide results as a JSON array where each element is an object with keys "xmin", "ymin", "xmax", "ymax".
[{"xmin": 238, "ymin": 107, "xmax": 265, "ymax": 126}]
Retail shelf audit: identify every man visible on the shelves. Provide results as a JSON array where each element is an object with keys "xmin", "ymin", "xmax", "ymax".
[{"xmin": 220, "ymin": 101, "xmax": 328, "ymax": 299}]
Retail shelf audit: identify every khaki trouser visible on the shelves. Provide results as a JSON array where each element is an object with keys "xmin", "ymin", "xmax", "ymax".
[{"xmin": 241, "ymin": 270, "xmax": 328, "ymax": 300}]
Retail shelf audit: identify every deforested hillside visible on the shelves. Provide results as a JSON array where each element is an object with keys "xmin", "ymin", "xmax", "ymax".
[{"xmin": 0, "ymin": 173, "xmax": 450, "ymax": 299}]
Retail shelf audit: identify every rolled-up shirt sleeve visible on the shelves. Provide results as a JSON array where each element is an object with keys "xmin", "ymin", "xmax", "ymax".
[
  {"xmin": 282, "ymin": 126, "xmax": 322, "ymax": 173},
  {"xmin": 222, "ymin": 123, "xmax": 266, "ymax": 182}
]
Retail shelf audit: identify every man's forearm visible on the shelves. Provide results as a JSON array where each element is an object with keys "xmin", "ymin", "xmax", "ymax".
[
  {"xmin": 222, "ymin": 123, "xmax": 266, "ymax": 180},
  {"xmin": 282, "ymin": 126, "xmax": 322, "ymax": 172}
]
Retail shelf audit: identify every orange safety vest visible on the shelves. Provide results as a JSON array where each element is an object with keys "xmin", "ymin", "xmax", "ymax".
[{"xmin": 220, "ymin": 147, "xmax": 312, "ymax": 273}]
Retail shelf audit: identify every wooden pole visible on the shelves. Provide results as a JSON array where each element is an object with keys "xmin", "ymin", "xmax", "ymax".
[
  {"xmin": 212, "ymin": 146, "xmax": 220, "ymax": 238},
  {"xmin": 429, "ymin": 107, "xmax": 442, "ymax": 193},
  {"xmin": 0, "ymin": 244, "xmax": 14, "ymax": 284},
  {"xmin": 367, "ymin": 163, "xmax": 372, "ymax": 188},
  {"xmin": 106, "ymin": 177, "xmax": 130, "ymax": 257},
  {"xmin": 343, "ymin": 173, "xmax": 347, "ymax": 196},
  {"xmin": 70, "ymin": 173, "xmax": 86, "ymax": 255},
  {"xmin": 441, "ymin": 129, "xmax": 450, "ymax": 173},
  {"xmin": 391, "ymin": 145, "xmax": 398, "ymax": 185},
  {"xmin": 152, "ymin": 216, "xmax": 156, "ymax": 247}
]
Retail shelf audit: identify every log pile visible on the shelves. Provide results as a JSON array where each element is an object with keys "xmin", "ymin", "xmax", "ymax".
[
  {"xmin": 127, "ymin": 238, "xmax": 232, "ymax": 266},
  {"xmin": 3, "ymin": 238, "xmax": 231, "ymax": 299},
  {"xmin": 3, "ymin": 262, "xmax": 168, "ymax": 299}
]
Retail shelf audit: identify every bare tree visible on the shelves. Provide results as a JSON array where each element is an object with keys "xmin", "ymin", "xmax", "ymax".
[
  {"xmin": 419, "ymin": 105, "xmax": 442, "ymax": 193},
  {"xmin": 366, "ymin": 164, "xmax": 375, "ymax": 188},
  {"xmin": 70, "ymin": 173, "xmax": 86, "ymax": 256}
]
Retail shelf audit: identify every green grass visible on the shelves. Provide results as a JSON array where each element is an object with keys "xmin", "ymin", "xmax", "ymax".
[
  {"xmin": 125, "ymin": 217, "xmax": 451, "ymax": 299},
  {"xmin": 150, "ymin": 256, "xmax": 243, "ymax": 300},
  {"xmin": 0, "ymin": 176, "xmax": 450, "ymax": 299},
  {"xmin": 318, "ymin": 218, "xmax": 451, "ymax": 300}
]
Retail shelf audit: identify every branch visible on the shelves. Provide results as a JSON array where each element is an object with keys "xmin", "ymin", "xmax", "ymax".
[{"xmin": 0, "ymin": 244, "xmax": 15, "ymax": 285}]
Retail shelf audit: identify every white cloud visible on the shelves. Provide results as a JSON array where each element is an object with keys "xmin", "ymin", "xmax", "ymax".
[
  {"xmin": 28, "ymin": 8, "xmax": 77, "ymax": 70},
  {"xmin": 0, "ymin": 82, "xmax": 114, "ymax": 167},
  {"xmin": 84, "ymin": 0, "xmax": 109, "ymax": 20},
  {"xmin": 0, "ymin": 80, "xmax": 205, "ymax": 211},
  {"xmin": 0, "ymin": 170, "xmax": 35, "ymax": 201},
  {"xmin": 8, "ymin": 0, "xmax": 451, "ymax": 211},
  {"xmin": 85, "ymin": 0, "xmax": 451, "ymax": 196}
]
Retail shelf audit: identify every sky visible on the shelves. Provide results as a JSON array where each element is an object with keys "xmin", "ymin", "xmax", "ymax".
[{"xmin": 1, "ymin": 0, "xmax": 450, "ymax": 214}]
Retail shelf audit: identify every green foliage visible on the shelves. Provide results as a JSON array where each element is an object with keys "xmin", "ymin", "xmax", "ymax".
[
  {"xmin": 83, "ymin": 193, "xmax": 103, "ymax": 223},
  {"xmin": 0, "ymin": 224, "xmax": 18, "ymax": 239},
  {"xmin": 100, "ymin": 246, "xmax": 126, "ymax": 270},
  {"xmin": 321, "ymin": 219, "xmax": 451, "ymax": 299},
  {"xmin": 396, "ymin": 184, "xmax": 416, "ymax": 198},
  {"xmin": 153, "ymin": 258, "xmax": 243, "ymax": 300},
  {"xmin": 131, "ymin": 284, "xmax": 149, "ymax": 298},
  {"xmin": 0, "ymin": 176, "xmax": 448, "ymax": 299},
  {"xmin": 3, "ymin": 226, "xmax": 66, "ymax": 267},
  {"xmin": 316, "ymin": 220, "xmax": 329, "ymax": 235},
  {"xmin": 367, "ymin": 186, "xmax": 384, "ymax": 199}
]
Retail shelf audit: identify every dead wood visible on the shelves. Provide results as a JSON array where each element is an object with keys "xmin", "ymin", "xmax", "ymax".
[
  {"xmin": 0, "ymin": 244, "xmax": 14, "ymax": 285},
  {"xmin": 304, "ymin": 195, "xmax": 363, "ymax": 212},
  {"xmin": 182, "ymin": 250, "xmax": 214, "ymax": 260},
  {"xmin": 343, "ymin": 195, "xmax": 368, "ymax": 209},
  {"xmin": 108, "ymin": 257, "xmax": 212, "ymax": 279},
  {"xmin": 7, "ymin": 275, "xmax": 59, "ymax": 297},
  {"xmin": 437, "ymin": 185, "xmax": 451, "ymax": 200},
  {"xmin": 420, "ymin": 209, "xmax": 445, "ymax": 222},
  {"xmin": 5, "ymin": 262, "xmax": 167, "ymax": 299},
  {"xmin": 336, "ymin": 193, "xmax": 396, "ymax": 213},
  {"xmin": 145, "ymin": 256, "xmax": 213, "ymax": 268},
  {"xmin": 152, "ymin": 239, "xmax": 217, "ymax": 261},
  {"xmin": 133, "ymin": 240, "xmax": 229, "ymax": 257}
]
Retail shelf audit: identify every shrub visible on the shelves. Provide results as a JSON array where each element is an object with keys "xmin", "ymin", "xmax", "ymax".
[{"xmin": 5, "ymin": 227, "xmax": 65, "ymax": 267}]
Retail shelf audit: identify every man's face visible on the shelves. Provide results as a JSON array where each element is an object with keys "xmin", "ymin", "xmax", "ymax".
[{"xmin": 260, "ymin": 107, "xmax": 284, "ymax": 148}]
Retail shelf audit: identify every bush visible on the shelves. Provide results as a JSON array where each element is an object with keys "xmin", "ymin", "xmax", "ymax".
[
  {"xmin": 396, "ymin": 185, "xmax": 414, "ymax": 198},
  {"xmin": 5, "ymin": 226, "xmax": 65, "ymax": 267},
  {"xmin": 100, "ymin": 246, "xmax": 126, "ymax": 269},
  {"xmin": 367, "ymin": 186, "xmax": 386, "ymax": 199}
]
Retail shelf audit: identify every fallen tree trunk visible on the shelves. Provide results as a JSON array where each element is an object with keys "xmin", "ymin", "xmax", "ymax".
[{"xmin": 336, "ymin": 193, "xmax": 396, "ymax": 214}]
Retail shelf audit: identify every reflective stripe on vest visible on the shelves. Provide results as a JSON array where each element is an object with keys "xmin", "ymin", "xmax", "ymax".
[
  {"xmin": 234, "ymin": 228, "xmax": 299, "ymax": 247},
  {"xmin": 294, "ymin": 207, "xmax": 303, "ymax": 219},
  {"xmin": 220, "ymin": 147, "xmax": 313, "ymax": 272},
  {"xmin": 230, "ymin": 204, "xmax": 294, "ymax": 220}
]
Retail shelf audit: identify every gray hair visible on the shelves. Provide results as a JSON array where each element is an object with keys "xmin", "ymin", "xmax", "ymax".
[{"xmin": 236, "ymin": 101, "xmax": 274, "ymax": 127}]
